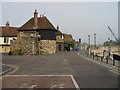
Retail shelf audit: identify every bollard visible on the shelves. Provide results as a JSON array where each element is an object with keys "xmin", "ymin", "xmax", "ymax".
[
  {"xmin": 97, "ymin": 56, "xmax": 98, "ymax": 60},
  {"xmin": 113, "ymin": 59, "xmax": 115, "ymax": 66},
  {"xmin": 101, "ymin": 57, "xmax": 103, "ymax": 62},
  {"xmin": 106, "ymin": 58, "xmax": 108, "ymax": 63},
  {"xmin": 89, "ymin": 54, "xmax": 91, "ymax": 57},
  {"xmin": 93, "ymin": 55, "xmax": 94, "ymax": 59}
]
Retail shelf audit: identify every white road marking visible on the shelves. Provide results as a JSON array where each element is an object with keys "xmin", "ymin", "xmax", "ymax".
[
  {"xmin": 50, "ymin": 83, "xmax": 64, "ymax": 89},
  {"xmin": 62, "ymin": 56, "xmax": 77, "ymax": 75},
  {"xmin": 0, "ymin": 64, "xmax": 19, "ymax": 79},
  {"xmin": 63, "ymin": 57, "xmax": 69, "ymax": 65},
  {"xmin": 20, "ymin": 84, "xmax": 37, "ymax": 88},
  {"xmin": 71, "ymin": 75, "xmax": 80, "ymax": 90},
  {"xmin": 109, "ymin": 70, "xmax": 119, "ymax": 75},
  {"xmin": 4, "ymin": 75, "xmax": 73, "ymax": 77}
]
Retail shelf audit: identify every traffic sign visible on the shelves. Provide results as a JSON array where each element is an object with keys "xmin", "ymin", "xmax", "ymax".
[{"xmin": 37, "ymin": 35, "xmax": 41, "ymax": 41}]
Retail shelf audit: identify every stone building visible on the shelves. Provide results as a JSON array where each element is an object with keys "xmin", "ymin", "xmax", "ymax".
[
  {"xmin": 56, "ymin": 25, "xmax": 64, "ymax": 52},
  {"xmin": 16, "ymin": 10, "xmax": 58, "ymax": 55},
  {"xmin": 0, "ymin": 22, "xmax": 19, "ymax": 53}
]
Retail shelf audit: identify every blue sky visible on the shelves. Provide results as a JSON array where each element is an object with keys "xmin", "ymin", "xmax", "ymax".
[{"xmin": 0, "ymin": 2, "xmax": 118, "ymax": 45}]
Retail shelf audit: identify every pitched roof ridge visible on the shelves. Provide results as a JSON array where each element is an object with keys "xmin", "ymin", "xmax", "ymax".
[
  {"xmin": 41, "ymin": 16, "xmax": 56, "ymax": 30},
  {"xmin": 19, "ymin": 15, "xmax": 56, "ymax": 30}
]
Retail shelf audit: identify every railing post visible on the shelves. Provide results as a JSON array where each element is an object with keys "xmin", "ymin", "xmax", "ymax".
[
  {"xmin": 97, "ymin": 56, "xmax": 98, "ymax": 60},
  {"xmin": 106, "ymin": 57, "xmax": 108, "ymax": 63},
  {"xmin": 113, "ymin": 59, "xmax": 115, "ymax": 66},
  {"xmin": 101, "ymin": 57, "xmax": 103, "ymax": 62},
  {"xmin": 93, "ymin": 55, "xmax": 94, "ymax": 59}
]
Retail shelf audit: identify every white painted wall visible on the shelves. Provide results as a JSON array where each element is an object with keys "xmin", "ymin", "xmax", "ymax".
[{"xmin": 0, "ymin": 37, "xmax": 17, "ymax": 45}]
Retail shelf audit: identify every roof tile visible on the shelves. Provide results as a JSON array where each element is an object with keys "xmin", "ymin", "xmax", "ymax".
[
  {"xmin": 19, "ymin": 16, "xmax": 56, "ymax": 30},
  {"xmin": 0, "ymin": 27, "xmax": 19, "ymax": 37}
]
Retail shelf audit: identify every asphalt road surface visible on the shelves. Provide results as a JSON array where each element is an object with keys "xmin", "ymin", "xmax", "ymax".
[
  {"xmin": 2, "ymin": 51, "xmax": 119, "ymax": 88},
  {"xmin": 1, "ymin": 64, "xmax": 13, "ymax": 74}
]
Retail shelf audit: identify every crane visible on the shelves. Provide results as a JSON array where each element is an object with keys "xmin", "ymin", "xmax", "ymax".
[
  {"xmin": 107, "ymin": 26, "xmax": 120, "ymax": 60},
  {"xmin": 108, "ymin": 26, "xmax": 119, "ymax": 44}
]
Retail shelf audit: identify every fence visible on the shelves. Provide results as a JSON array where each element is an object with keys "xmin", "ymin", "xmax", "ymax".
[{"xmin": 84, "ymin": 51, "xmax": 120, "ymax": 67}]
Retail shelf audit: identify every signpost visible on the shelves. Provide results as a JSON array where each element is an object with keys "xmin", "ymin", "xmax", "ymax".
[
  {"xmin": 37, "ymin": 35, "xmax": 41, "ymax": 41},
  {"xmin": 37, "ymin": 34, "xmax": 41, "ymax": 54}
]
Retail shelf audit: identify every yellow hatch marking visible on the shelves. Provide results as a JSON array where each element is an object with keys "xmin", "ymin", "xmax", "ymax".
[{"xmin": 0, "ymin": 63, "xmax": 19, "ymax": 79}]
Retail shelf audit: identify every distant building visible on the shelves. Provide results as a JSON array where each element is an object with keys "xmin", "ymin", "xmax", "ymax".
[
  {"xmin": 63, "ymin": 34, "xmax": 76, "ymax": 51},
  {"xmin": 0, "ymin": 22, "xmax": 19, "ymax": 53},
  {"xmin": 56, "ymin": 25, "xmax": 64, "ymax": 52},
  {"xmin": 12, "ymin": 10, "xmax": 58, "ymax": 55}
]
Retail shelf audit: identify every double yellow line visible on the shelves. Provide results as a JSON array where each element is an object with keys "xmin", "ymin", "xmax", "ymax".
[{"xmin": 0, "ymin": 64, "xmax": 19, "ymax": 79}]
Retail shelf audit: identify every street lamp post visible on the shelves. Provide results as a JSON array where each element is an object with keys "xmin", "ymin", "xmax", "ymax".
[
  {"xmin": 108, "ymin": 38, "xmax": 111, "ymax": 57},
  {"xmin": 88, "ymin": 35, "xmax": 90, "ymax": 48},
  {"xmin": 94, "ymin": 34, "xmax": 96, "ymax": 47},
  {"xmin": 88, "ymin": 35, "xmax": 90, "ymax": 56},
  {"xmin": 93, "ymin": 34, "xmax": 96, "ymax": 58}
]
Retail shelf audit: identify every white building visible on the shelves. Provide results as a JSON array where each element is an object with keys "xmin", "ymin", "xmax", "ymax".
[{"xmin": 0, "ymin": 22, "xmax": 19, "ymax": 53}]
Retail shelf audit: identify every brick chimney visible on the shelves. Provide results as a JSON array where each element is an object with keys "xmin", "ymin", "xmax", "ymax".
[
  {"xmin": 34, "ymin": 10, "xmax": 38, "ymax": 29},
  {"xmin": 6, "ymin": 22, "xmax": 9, "ymax": 28},
  {"xmin": 57, "ymin": 25, "xmax": 59, "ymax": 30}
]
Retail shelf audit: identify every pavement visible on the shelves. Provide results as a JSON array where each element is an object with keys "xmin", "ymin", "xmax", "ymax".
[
  {"xmin": 79, "ymin": 50, "xmax": 120, "ymax": 68},
  {"xmin": 78, "ymin": 51, "xmax": 120, "ymax": 74},
  {"xmin": 1, "ymin": 51, "xmax": 120, "ymax": 88},
  {"xmin": 2, "ymin": 75, "xmax": 79, "ymax": 90}
]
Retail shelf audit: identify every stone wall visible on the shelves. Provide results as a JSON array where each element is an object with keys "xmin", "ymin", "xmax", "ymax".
[
  {"xmin": 39, "ymin": 40, "xmax": 56, "ymax": 54},
  {"xmin": 17, "ymin": 31, "xmax": 38, "ymax": 55},
  {"xmin": 10, "ymin": 31, "xmax": 57, "ymax": 55}
]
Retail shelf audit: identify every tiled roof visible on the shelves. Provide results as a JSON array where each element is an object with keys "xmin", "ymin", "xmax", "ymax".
[
  {"xmin": 19, "ymin": 16, "xmax": 56, "ymax": 31},
  {"xmin": 0, "ymin": 27, "xmax": 19, "ymax": 37},
  {"xmin": 63, "ymin": 34, "xmax": 73, "ymax": 39}
]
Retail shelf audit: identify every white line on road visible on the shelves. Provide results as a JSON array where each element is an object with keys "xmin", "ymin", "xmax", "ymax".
[
  {"xmin": 71, "ymin": 75, "xmax": 80, "ymax": 90},
  {"xmin": 4, "ymin": 75, "xmax": 73, "ymax": 77},
  {"xmin": 0, "ymin": 64, "xmax": 19, "ymax": 79},
  {"xmin": 62, "ymin": 56, "xmax": 77, "ymax": 75}
]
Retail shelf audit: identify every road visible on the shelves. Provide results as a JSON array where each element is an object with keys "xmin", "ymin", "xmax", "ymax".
[
  {"xmin": 2, "ymin": 51, "xmax": 119, "ymax": 88},
  {"xmin": 0, "ymin": 64, "xmax": 13, "ymax": 75}
]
